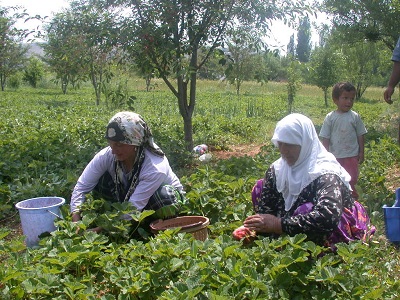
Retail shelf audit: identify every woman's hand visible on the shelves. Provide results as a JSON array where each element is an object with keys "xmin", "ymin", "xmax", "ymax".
[
  {"xmin": 244, "ymin": 214, "xmax": 282, "ymax": 234},
  {"xmin": 72, "ymin": 212, "xmax": 102, "ymax": 234},
  {"xmin": 86, "ymin": 227, "xmax": 103, "ymax": 233},
  {"xmin": 72, "ymin": 212, "xmax": 81, "ymax": 222}
]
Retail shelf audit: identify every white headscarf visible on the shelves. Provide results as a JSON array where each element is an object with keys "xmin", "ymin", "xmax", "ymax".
[{"xmin": 271, "ymin": 113, "xmax": 351, "ymax": 211}]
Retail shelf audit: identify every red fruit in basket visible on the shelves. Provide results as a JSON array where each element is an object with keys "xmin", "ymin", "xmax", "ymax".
[{"xmin": 232, "ymin": 226, "xmax": 256, "ymax": 244}]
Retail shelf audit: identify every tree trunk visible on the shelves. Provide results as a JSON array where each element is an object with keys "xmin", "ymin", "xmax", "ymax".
[
  {"xmin": 176, "ymin": 76, "xmax": 195, "ymax": 151},
  {"xmin": 61, "ymin": 76, "xmax": 68, "ymax": 94},
  {"xmin": 175, "ymin": 51, "xmax": 198, "ymax": 151},
  {"xmin": 145, "ymin": 75, "xmax": 151, "ymax": 92},
  {"xmin": 0, "ymin": 74, "xmax": 5, "ymax": 91},
  {"xmin": 183, "ymin": 114, "xmax": 193, "ymax": 151},
  {"xmin": 89, "ymin": 57, "xmax": 102, "ymax": 106},
  {"xmin": 288, "ymin": 94, "xmax": 293, "ymax": 114},
  {"xmin": 398, "ymin": 122, "xmax": 400, "ymax": 145},
  {"xmin": 90, "ymin": 71, "xmax": 101, "ymax": 106},
  {"xmin": 236, "ymin": 79, "xmax": 240, "ymax": 96}
]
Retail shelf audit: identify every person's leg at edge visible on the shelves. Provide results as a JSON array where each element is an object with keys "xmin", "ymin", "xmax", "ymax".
[{"xmin": 337, "ymin": 156, "xmax": 359, "ymax": 200}]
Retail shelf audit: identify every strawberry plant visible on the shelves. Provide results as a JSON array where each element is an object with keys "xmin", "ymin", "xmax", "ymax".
[{"xmin": 0, "ymin": 80, "xmax": 399, "ymax": 298}]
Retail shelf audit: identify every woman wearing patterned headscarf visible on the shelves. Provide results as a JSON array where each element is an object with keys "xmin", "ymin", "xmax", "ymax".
[
  {"xmin": 233, "ymin": 113, "xmax": 374, "ymax": 247},
  {"xmin": 71, "ymin": 111, "xmax": 184, "ymax": 227}
]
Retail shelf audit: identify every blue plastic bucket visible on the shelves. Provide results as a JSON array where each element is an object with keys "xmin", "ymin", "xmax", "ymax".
[
  {"xmin": 382, "ymin": 205, "xmax": 400, "ymax": 243},
  {"xmin": 15, "ymin": 197, "xmax": 65, "ymax": 247}
]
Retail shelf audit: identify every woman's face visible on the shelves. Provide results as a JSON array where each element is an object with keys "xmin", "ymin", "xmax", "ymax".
[
  {"xmin": 277, "ymin": 142, "xmax": 301, "ymax": 166},
  {"xmin": 108, "ymin": 140, "xmax": 137, "ymax": 163}
]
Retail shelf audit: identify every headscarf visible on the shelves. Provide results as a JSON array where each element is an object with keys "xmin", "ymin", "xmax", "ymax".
[
  {"xmin": 105, "ymin": 111, "xmax": 164, "ymax": 156},
  {"xmin": 271, "ymin": 113, "xmax": 351, "ymax": 211},
  {"xmin": 105, "ymin": 111, "xmax": 164, "ymax": 202}
]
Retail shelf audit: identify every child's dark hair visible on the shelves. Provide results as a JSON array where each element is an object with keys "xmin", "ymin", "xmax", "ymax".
[{"xmin": 332, "ymin": 82, "xmax": 356, "ymax": 99}]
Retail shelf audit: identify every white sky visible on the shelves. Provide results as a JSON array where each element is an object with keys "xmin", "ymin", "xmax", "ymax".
[
  {"xmin": 1, "ymin": 0, "xmax": 323, "ymax": 54},
  {"xmin": 1, "ymin": 0, "xmax": 69, "ymax": 38},
  {"xmin": 1, "ymin": 0, "xmax": 69, "ymax": 18}
]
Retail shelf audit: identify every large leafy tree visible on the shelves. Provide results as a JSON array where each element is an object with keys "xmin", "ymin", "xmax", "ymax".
[
  {"xmin": 339, "ymin": 40, "xmax": 383, "ymax": 99},
  {"xmin": 322, "ymin": 0, "xmax": 400, "ymax": 50},
  {"xmin": 98, "ymin": 0, "xmax": 308, "ymax": 150},
  {"xmin": 43, "ymin": 1, "xmax": 120, "ymax": 104},
  {"xmin": 42, "ymin": 12, "xmax": 87, "ymax": 94}
]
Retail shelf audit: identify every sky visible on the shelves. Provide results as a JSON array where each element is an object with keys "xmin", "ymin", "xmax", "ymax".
[
  {"xmin": 2, "ymin": 0, "xmax": 69, "ymax": 18},
  {"xmin": 2, "ymin": 0, "xmax": 322, "ymax": 54}
]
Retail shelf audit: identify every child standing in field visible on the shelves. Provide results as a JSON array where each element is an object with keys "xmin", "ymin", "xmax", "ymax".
[{"xmin": 319, "ymin": 82, "xmax": 367, "ymax": 200}]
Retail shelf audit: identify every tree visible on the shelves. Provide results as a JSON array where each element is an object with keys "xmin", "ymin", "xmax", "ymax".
[
  {"xmin": 224, "ymin": 26, "xmax": 264, "ymax": 95},
  {"xmin": 42, "ymin": 12, "xmax": 87, "ymax": 94},
  {"xmin": 308, "ymin": 45, "xmax": 340, "ymax": 106},
  {"xmin": 23, "ymin": 56, "xmax": 44, "ymax": 88},
  {"xmin": 0, "ymin": 6, "xmax": 29, "ymax": 91},
  {"xmin": 43, "ymin": 1, "xmax": 120, "ymax": 104},
  {"xmin": 322, "ymin": 0, "xmax": 400, "ymax": 50},
  {"xmin": 296, "ymin": 16, "xmax": 311, "ymax": 62},
  {"xmin": 339, "ymin": 39, "xmax": 383, "ymax": 99},
  {"xmin": 287, "ymin": 34, "xmax": 296, "ymax": 58},
  {"xmin": 197, "ymin": 47, "xmax": 226, "ymax": 80},
  {"xmin": 317, "ymin": 24, "xmax": 331, "ymax": 48},
  {"xmin": 286, "ymin": 59, "xmax": 302, "ymax": 114},
  {"xmin": 322, "ymin": 0, "xmax": 400, "ymax": 139},
  {"xmin": 100, "ymin": 0, "xmax": 309, "ymax": 150}
]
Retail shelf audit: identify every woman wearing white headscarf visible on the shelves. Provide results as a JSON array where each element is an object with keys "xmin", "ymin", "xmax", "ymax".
[
  {"xmin": 70, "ymin": 111, "xmax": 184, "ymax": 225},
  {"xmin": 233, "ymin": 113, "xmax": 374, "ymax": 246}
]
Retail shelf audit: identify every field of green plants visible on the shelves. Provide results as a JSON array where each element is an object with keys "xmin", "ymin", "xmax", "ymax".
[{"xmin": 1, "ymin": 79, "xmax": 400, "ymax": 299}]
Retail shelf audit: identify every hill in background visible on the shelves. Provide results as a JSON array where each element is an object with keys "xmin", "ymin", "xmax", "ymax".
[{"xmin": 24, "ymin": 43, "xmax": 44, "ymax": 57}]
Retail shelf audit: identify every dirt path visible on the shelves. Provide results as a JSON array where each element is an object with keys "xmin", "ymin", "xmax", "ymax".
[
  {"xmin": 385, "ymin": 164, "xmax": 400, "ymax": 194},
  {"xmin": 210, "ymin": 143, "xmax": 264, "ymax": 160}
]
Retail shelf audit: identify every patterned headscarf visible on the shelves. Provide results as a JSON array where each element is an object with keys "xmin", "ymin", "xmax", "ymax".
[
  {"xmin": 105, "ymin": 111, "xmax": 164, "ymax": 156},
  {"xmin": 271, "ymin": 113, "xmax": 351, "ymax": 211},
  {"xmin": 105, "ymin": 111, "xmax": 164, "ymax": 202}
]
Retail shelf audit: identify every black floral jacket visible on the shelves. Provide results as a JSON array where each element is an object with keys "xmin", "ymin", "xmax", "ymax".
[{"xmin": 257, "ymin": 167, "xmax": 354, "ymax": 243}]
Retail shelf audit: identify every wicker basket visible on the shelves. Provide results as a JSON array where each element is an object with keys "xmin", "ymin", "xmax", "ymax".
[{"xmin": 150, "ymin": 216, "xmax": 210, "ymax": 241}]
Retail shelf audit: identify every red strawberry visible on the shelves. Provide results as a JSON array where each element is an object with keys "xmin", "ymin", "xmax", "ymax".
[{"xmin": 232, "ymin": 226, "xmax": 256, "ymax": 244}]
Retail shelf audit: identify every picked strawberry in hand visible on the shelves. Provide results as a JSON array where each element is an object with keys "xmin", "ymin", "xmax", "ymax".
[{"xmin": 232, "ymin": 226, "xmax": 256, "ymax": 244}]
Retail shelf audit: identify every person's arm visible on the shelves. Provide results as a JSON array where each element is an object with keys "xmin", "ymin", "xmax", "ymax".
[
  {"xmin": 72, "ymin": 212, "xmax": 81, "ymax": 222},
  {"xmin": 244, "ymin": 214, "xmax": 282, "ymax": 234},
  {"xmin": 319, "ymin": 115, "xmax": 331, "ymax": 151},
  {"xmin": 127, "ymin": 153, "xmax": 169, "ymax": 210},
  {"xmin": 243, "ymin": 166, "xmax": 284, "ymax": 234},
  {"xmin": 70, "ymin": 147, "xmax": 113, "ymax": 218},
  {"xmin": 321, "ymin": 137, "xmax": 330, "ymax": 152},
  {"xmin": 355, "ymin": 114, "xmax": 367, "ymax": 165},
  {"xmin": 384, "ymin": 61, "xmax": 400, "ymax": 104},
  {"xmin": 357, "ymin": 134, "xmax": 365, "ymax": 164},
  {"xmin": 281, "ymin": 174, "xmax": 346, "ymax": 236}
]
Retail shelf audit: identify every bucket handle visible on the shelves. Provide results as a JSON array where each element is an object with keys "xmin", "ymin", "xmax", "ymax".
[{"xmin": 47, "ymin": 210, "xmax": 62, "ymax": 219}]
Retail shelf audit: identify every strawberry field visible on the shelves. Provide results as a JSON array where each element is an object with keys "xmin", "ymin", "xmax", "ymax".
[{"xmin": 1, "ymin": 79, "xmax": 399, "ymax": 299}]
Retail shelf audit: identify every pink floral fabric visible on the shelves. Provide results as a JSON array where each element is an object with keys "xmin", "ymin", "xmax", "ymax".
[
  {"xmin": 293, "ymin": 201, "xmax": 376, "ymax": 247},
  {"xmin": 251, "ymin": 178, "xmax": 375, "ymax": 248}
]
